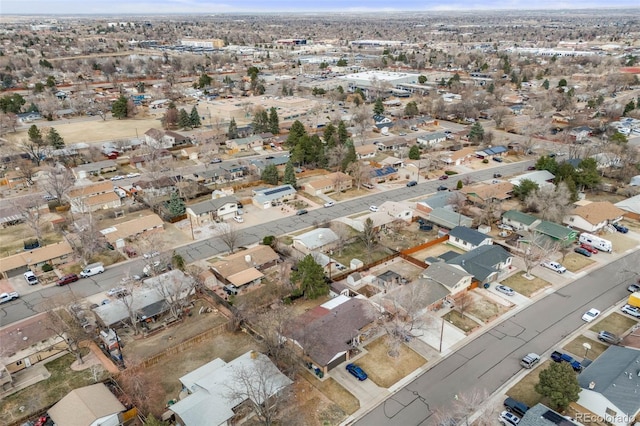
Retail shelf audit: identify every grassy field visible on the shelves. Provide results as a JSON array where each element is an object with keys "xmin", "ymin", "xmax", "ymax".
[
  {"xmin": 331, "ymin": 240, "xmax": 393, "ymax": 266},
  {"xmin": 501, "ymin": 274, "xmax": 551, "ymax": 297},
  {"xmin": 505, "ymin": 360, "xmax": 550, "ymax": 408},
  {"xmin": 356, "ymin": 336, "xmax": 427, "ymax": 388},
  {"xmin": 562, "ymin": 336, "xmax": 608, "ymax": 360},
  {"xmin": 589, "ymin": 312, "xmax": 639, "ymax": 336},
  {"xmin": 562, "ymin": 253, "xmax": 595, "ymax": 272},
  {"xmin": 443, "ymin": 310, "xmax": 480, "ymax": 334}
]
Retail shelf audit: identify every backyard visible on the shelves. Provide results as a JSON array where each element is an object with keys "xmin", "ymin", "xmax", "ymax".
[
  {"xmin": 331, "ymin": 240, "xmax": 394, "ymax": 267},
  {"xmin": 501, "ymin": 274, "xmax": 551, "ymax": 297},
  {"xmin": 356, "ymin": 336, "xmax": 427, "ymax": 388}
]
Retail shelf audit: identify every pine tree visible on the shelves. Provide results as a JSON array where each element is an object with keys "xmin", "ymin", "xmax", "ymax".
[
  {"xmin": 227, "ymin": 118, "xmax": 238, "ymax": 139},
  {"xmin": 341, "ymin": 142, "xmax": 357, "ymax": 172},
  {"xmin": 291, "ymin": 254, "xmax": 329, "ymax": 299},
  {"xmin": 252, "ymin": 110, "xmax": 269, "ymax": 133},
  {"xmin": 373, "ymin": 98, "xmax": 384, "ymax": 115},
  {"xmin": 323, "ymin": 123, "xmax": 336, "ymax": 147},
  {"xmin": 337, "ymin": 120, "xmax": 348, "ymax": 145},
  {"xmin": 189, "ymin": 106, "xmax": 201, "ymax": 128},
  {"xmin": 178, "ymin": 109, "xmax": 191, "ymax": 129},
  {"xmin": 261, "ymin": 164, "xmax": 279, "ymax": 185},
  {"xmin": 408, "ymin": 145, "xmax": 421, "ymax": 160},
  {"xmin": 283, "ymin": 161, "xmax": 297, "ymax": 187},
  {"xmin": 268, "ymin": 107, "xmax": 279, "ymax": 134},
  {"xmin": 28, "ymin": 124, "xmax": 43, "ymax": 144},
  {"xmin": 468, "ymin": 122, "xmax": 485, "ymax": 143},
  {"xmin": 535, "ymin": 362, "xmax": 580, "ymax": 411},
  {"xmin": 167, "ymin": 191, "xmax": 185, "ymax": 217},
  {"xmin": 47, "ymin": 128, "xmax": 65, "ymax": 149},
  {"xmin": 111, "ymin": 95, "xmax": 128, "ymax": 119}
]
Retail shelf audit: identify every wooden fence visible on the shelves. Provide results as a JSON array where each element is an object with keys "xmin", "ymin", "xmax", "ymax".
[{"xmin": 401, "ymin": 235, "xmax": 449, "ymax": 255}]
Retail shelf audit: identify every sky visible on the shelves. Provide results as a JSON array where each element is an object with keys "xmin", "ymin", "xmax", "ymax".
[{"xmin": 2, "ymin": 0, "xmax": 640, "ymax": 15}]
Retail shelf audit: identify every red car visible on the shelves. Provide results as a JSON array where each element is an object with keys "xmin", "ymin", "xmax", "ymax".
[
  {"xmin": 580, "ymin": 243, "xmax": 598, "ymax": 254},
  {"xmin": 439, "ymin": 175, "xmax": 449, "ymax": 180},
  {"xmin": 57, "ymin": 273, "xmax": 79, "ymax": 286}
]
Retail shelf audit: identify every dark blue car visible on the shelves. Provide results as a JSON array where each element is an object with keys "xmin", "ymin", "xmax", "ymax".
[
  {"xmin": 346, "ymin": 363, "xmax": 368, "ymax": 381},
  {"xmin": 613, "ymin": 223, "xmax": 629, "ymax": 233}
]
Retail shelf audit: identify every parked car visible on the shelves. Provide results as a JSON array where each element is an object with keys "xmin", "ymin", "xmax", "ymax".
[
  {"xmin": 493, "ymin": 157, "xmax": 503, "ymax": 162},
  {"xmin": 369, "ymin": 205, "xmax": 379, "ymax": 212},
  {"xmin": 110, "ymin": 175, "xmax": 125, "ymax": 181},
  {"xmin": 233, "ymin": 216, "xmax": 244, "ymax": 223},
  {"xmin": 541, "ymin": 261, "xmax": 567, "ymax": 274},
  {"xmin": 143, "ymin": 251, "xmax": 160, "ymax": 259},
  {"xmin": 499, "ymin": 411, "xmax": 520, "ymax": 426},
  {"xmin": 57, "ymin": 273, "xmax": 79, "ymax": 286},
  {"xmin": 496, "ymin": 285, "xmax": 515, "ymax": 296},
  {"xmin": 627, "ymin": 284, "xmax": 640, "ymax": 293},
  {"xmin": 324, "ymin": 201, "xmax": 335, "ymax": 208},
  {"xmin": 24, "ymin": 270, "xmax": 39, "ymax": 285},
  {"xmin": 210, "ymin": 157, "xmax": 222, "ymax": 163},
  {"xmin": 126, "ymin": 172, "xmax": 141, "ymax": 178},
  {"xmin": 346, "ymin": 363, "xmax": 368, "ymax": 381},
  {"xmin": 503, "ymin": 397, "xmax": 529, "ymax": 417},
  {"xmin": 550, "ymin": 351, "xmax": 583, "ymax": 371},
  {"xmin": 498, "ymin": 224, "xmax": 514, "ymax": 231},
  {"xmin": 0, "ymin": 292, "xmax": 20, "ymax": 304},
  {"xmin": 406, "ymin": 180, "xmax": 418, "ymax": 187},
  {"xmin": 106, "ymin": 287, "xmax": 129, "ymax": 297},
  {"xmin": 438, "ymin": 174, "xmax": 449, "ymax": 180},
  {"xmin": 597, "ymin": 331, "xmax": 621, "ymax": 345},
  {"xmin": 574, "ymin": 247, "xmax": 592, "ymax": 257},
  {"xmin": 580, "ymin": 243, "xmax": 598, "ymax": 254},
  {"xmin": 582, "ymin": 308, "xmax": 601, "ymax": 322},
  {"xmin": 437, "ymin": 185, "xmax": 448, "ymax": 191},
  {"xmin": 621, "ymin": 304, "xmax": 640, "ymax": 318},
  {"xmin": 520, "ymin": 353, "xmax": 540, "ymax": 369},
  {"xmin": 493, "ymin": 173, "xmax": 503, "ymax": 178},
  {"xmin": 612, "ymin": 223, "xmax": 629, "ymax": 233},
  {"xmin": 296, "ymin": 209, "xmax": 308, "ymax": 216},
  {"xmin": 527, "ymin": 166, "xmax": 536, "ymax": 170}
]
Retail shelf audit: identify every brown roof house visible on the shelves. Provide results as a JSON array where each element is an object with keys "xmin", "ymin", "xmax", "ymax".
[
  {"xmin": 563, "ymin": 201, "xmax": 626, "ymax": 233},
  {"xmin": 48, "ymin": 383, "xmax": 126, "ymax": 426},
  {"xmin": 460, "ymin": 181, "xmax": 513, "ymax": 206},
  {"xmin": 303, "ymin": 172, "xmax": 353, "ymax": 196},
  {"xmin": 0, "ymin": 241, "xmax": 74, "ymax": 279},
  {"xmin": 67, "ymin": 181, "xmax": 121, "ymax": 214},
  {"xmin": 209, "ymin": 245, "xmax": 280, "ymax": 290},
  {"xmin": 144, "ymin": 128, "xmax": 171, "ymax": 149},
  {"xmin": 100, "ymin": 214, "xmax": 164, "ymax": 249},
  {"xmin": 284, "ymin": 295, "xmax": 375, "ymax": 373}
]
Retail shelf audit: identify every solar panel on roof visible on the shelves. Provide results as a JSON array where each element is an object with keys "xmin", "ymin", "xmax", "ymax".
[
  {"xmin": 263, "ymin": 186, "xmax": 292, "ymax": 196},
  {"xmin": 542, "ymin": 410, "xmax": 574, "ymax": 426}
]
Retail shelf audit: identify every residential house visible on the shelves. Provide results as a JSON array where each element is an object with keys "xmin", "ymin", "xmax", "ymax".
[
  {"xmin": 220, "ymin": 163, "xmax": 246, "ymax": 180},
  {"xmin": 249, "ymin": 156, "xmax": 289, "ymax": 174},
  {"xmin": 284, "ymin": 295, "xmax": 375, "ymax": 373},
  {"xmin": 379, "ymin": 201, "xmax": 413, "ymax": 222},
  {"xmin": 100, "ymin": 213, "xmax": 164, "ymax": 249},
  {"xmin": 0, "ymin": 313, "xmax": 67, "ymax": 374},
  {"xmin": 169, "ymin": 351, "xmax": 292, "ymax": 426},
  {"xmin": 134, "ymin": 176, "xmax": 175, "ymax": 198},
  {"xmin": 563, "ymin": 201, "xmax": 625, "ymax": 233},
  {"xmin": 427, "ymin": 208, "xmax": 473, "ymax": 229},
  {"xmin": 1, "ymin": 170, "xmax": 27, "ymax": 189},
  {"xmin": 501, "ymin": 210, "xmax": 539, "ymax": 231},
  {"xmin": 16, "ymin": 112, "xmax": 42, "ymax": 124},
  {"xmin": 164, "ymin": 130, "xmax": 191, "ymax": 147},
  {"xmin": 569, "ymin": 125, "xmax": 592, "ymax": 141},
  {"xmin": 144, "ymin": 128, "xmax": 171, "ymax": 149},
  {"xmin": 416, "ymin": 192, "xmax": 457, "ymax": 214},
  {"xmin": 304, "ymin": 172, "xmax": 353, "ymax": 196},
  {"xmin": 446, "ymin": 245, "xmax": 513, "ymax": 284},
  {"xmin": 0, "ymin": 241, "xmax": 74, "ymax": 279},
  {"xmin": 180, "ymin": 146, "xmax": 201, "ymax": 160},
  {"xmin": 532, "ymin": 220, "xmax": 578, "ymax": 244},
  {"xmin": 355, "ymin": 144, "xmax": 378, "ymax": 159},
  {"xmin": 209, "ymin": 245, "xmax": 279, "ymax": 290},
  {"xmin": 379, "ymin": 156, "xmax": 405, "ymax": 169},
  {"xmin": 447, "ymin": 226, "xmax": 493, "ymax": 251},
  {"xmin": 0, "ymin": 205, "xmax": 23, "ymax": 228},
  {"xmin": 252, "ymin": 185, "xmax": 297, "ymax": 209},
  {"xmin": 129, "ymin": 149, "xmax": 172, "ymax": 169},
  {"xmin": 518, "ymin": 404, "xmax": 580, "ymax": 426},
  {"xmin": 48, "ymin": 383, "xmax": 126, "ymax": 426},
  {"xmin": 475, "ymin": 146, "xmax": 508, "ymax": 159},
  {"xmin": 186, "ymin": 196, "xmax": 238, "ymax": 225},
  {"xmin": 225, "ymin": 135, "xmax": 263, "ymax": 152},
  {"xmin": 440, "ymin": 147, "xmax": 476, "ymax": 166},
  {"xmin": 375, "ymin": 138, "xmax": 407, "ymax": 152},
  {"xmin": 193, "ymin": 168, "xmax": 230, "ymax": 185},
  {"xmin": 509, "ymin": 170, "xmax": 556, "ymax": 188},
  {"xmin": 72, "ymin": 159, "xmax": 117, "ymax": 179},
  {"xmin": 552, "ymin": 113, "xmax": 572, "ymax": 124},
  {"xmin": 373, "ymin": 114, "xmax": 393, "ymax": 129},
  {"xmin": 577, "ymin": 346, "xmax": 640, "ymax": 426},
  {"xmin": 293, "ymin": 228, "xmax": 339, "ymax": 255},
  {"xmin": 421, "ymin": 261, "xmax": 473, "ymax": 295},
  {"xmin": 615, "ymin": 194, "xmax": 640, "ymax": 220},
  {"xmin": 67, "ymin": 181, "xmax": 121, "ymax": 213},
  {"xmin": 460, "ymin": 182, "xmax": 513, "ymax": 206},
  {"xmin": 370, "ymin": 166, "xmax": 398, "ymax": 183},
  {"xmin": 376, "ymin": 270, "xmax": 404, "ymax": 289},
  {"xmin": 417, "ymin": 132, "xmax": 446, "ymax": 147}
]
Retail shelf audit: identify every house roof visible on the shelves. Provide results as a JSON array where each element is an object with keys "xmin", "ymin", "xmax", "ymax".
[
  {"xmin": 48, "ymin": 383, "xmax": 125, "ymax": 426},
  {"xmin": 379, "ymin": 201, "xmax": 412, "ymax": 218},
  {"xmin": 67, "ymin": 181, "xmax": 114, "ymax": 199},
  {"xmin": 420, "ymin": 131, "xmax": 447, "ymax": 141},
  {"xmin": 228, "ymin": 134, "xmax": 262, "ymax": 146},
  {"xmin": 287, "ymin": 297, "xmax": 374, "ymax": 366},
  {"xmin": 416, "ymin": 278, "xmax": 454, "ymax": 305},
  {"xmin": 0, "ymin": 241, "xmax": 74, "ymax": 273},
  {"xmin": 509, "ymin": 170, "xmax": 556, "ymax": 187},
  {"xmin": 100, "ymin": 213, "xmax": 164, "ymax": 243},
  {"xmin": 210, "ymin": 245, "xmax": 279, "ymax": 279},
  {"xmin": 418, "ymin": 192, "xmax": 456, "ymax": 210},
  {"xmin": 0, "ymin": 205, "xmax": 23, "ymax": 225},
  {"xmin": 519, "ymin": 403, "xmax": 580, "ymax": 426},
  {"xmin": 449, "ymin": 226, "xmax": 491, "ymax": 246},
  {"xmin": 293, "ymin": 228, "xmax": 339, "ymax": 250},
  {"xmin": 72, "ymin": 159, "xmax": 117, "ymax": 174},
  {"xmin": 165, "ymin": 130, "xmax": 190, "ymax": 142},
  {"xmin": 306, "ymin": 172, "xmax": 352, "ymax": 190},
  {"xmin": 253, "ymin": 184, "xmax": 296, "ymax": 204},
  {"xmin": 227, "ymin": 267, "xmax": 264, "ymax": 287},
  {"xmin": 502, "ymin": 210, "xmax": 539, "ymax": 226},
  {"xmin": 422, "ymin": 261, "xmax": 472, "ymax": 289},
  {"xmin": 460, "ymin": 182, "xmax": 514, "ymax": 202},
  {"xmin": 569, "ymin": 201, "xmax": 625, "ymax": 226},
  {"xmin": 187, "ymin": 196, "xmax": 238, "ymax": 216},
  {"xmin": 375, "ymin": 137, "xmax": 407, "ymax": 148},
  {"xmin": 170, "ymin": 351, "xmax": 292, "ymax": 426},
  {"xmin": 0, "ymin": 312, "xmax": 59, "ymax": 355},
  {"xmin": 532, "ymin": 220, "xmax": 577, "ymax": 241},
  {"xmin": 578, "ymin": 345, "xmax": 640, "ymax": 417},
  {"xmin": 370, "ymin": 166, "xmax": 398, "ymax": 178},
  {"xmin": 446, "ymin": 245, "xmax": 512, "ymax": 281},
  {"xmin": 82, "ymin": 191, "xmax": 120, "ymax": 207},
  {"xmin": 355, "ymin": 144, "xmax": 378, "ymax": 155},
  {"xmin": 615, "ymin": 194, "xmax": 640, "ymax": 214},
  {"xmin": 427, "ymin": 208, "xmax": 473, "ymax": 229}
]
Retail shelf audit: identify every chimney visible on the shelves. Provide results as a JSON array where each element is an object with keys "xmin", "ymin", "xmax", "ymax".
[
  {"xmin": 588, "ymin": 381, "xmax": 596, "ymax": 389},
  {"xmin": 245, "ymin": 254, "xmax": 252, "ymax": 264}
]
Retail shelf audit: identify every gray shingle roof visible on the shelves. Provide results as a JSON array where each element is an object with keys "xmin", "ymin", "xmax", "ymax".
[
  {"xmin": 187, "ymin": 196, "xmax": 237, "ymax": 215},
  {"xmin": 422, "ymin": 262, "xmax": 472, "ymax": 288},
  {"xmin": 446, "ymin": 245, "xmax": 511, "ymax": 281},
  {"xmin": 449, "ymin": 226, "xmax": 490, "ymax": 246},
  {"xmin": 427, "ymin": 208, "xmax": 473, "ymax": 229},
  {"xmin": 502, "ymin": 210, "xmax": 538, "ymax": 226},
  {"xmin": 520, "ymin": 403, "xmax": 579, "ymax": 426},
  {"xmin": 578, "ymin": 345, "xmax": 640, "ymax": 417}
]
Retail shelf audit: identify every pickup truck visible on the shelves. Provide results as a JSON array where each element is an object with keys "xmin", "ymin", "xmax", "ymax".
[
  {"xmin": 0, "ymin": 291, "xmax": 20, "ymax": 304},
  {"xmin": 551, "ymin": 351, "xmax": 582, "ymax": 371}
]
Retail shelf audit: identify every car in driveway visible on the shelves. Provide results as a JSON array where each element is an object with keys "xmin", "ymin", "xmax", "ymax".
[
  {"xmin": 582, "ymin": 308, "xmax": 601, "ymax": 322},
  {"xmin": 621, "ymin": 304, "xmax": 640, "ymax": 318},
  {"xmin": 612, "ymin": 223, "xmax": 629, "ymax": 233},
  {"xmin": 493, "ymin": 173, "xmax": 503, "ymax": 178},
  {"xmin": 499, "ymin": 411, "xmax": 520, "ymax": 426},
  {"xmin": 323, "ymin": 201, "xmax": 335, "ymax": 208},
  {"xmin": 580, "ymin": 243, "xmax": 598, "ymax": 254},
  {"xmin": 541, "ymin": 261, "xmax": 567, "ymax": 274},
  {"xmin": 574, "ymin": 247, "xmax": 592, "ymax": 257},
  {"xmin": 346, "ymin": 363, "xmax": 368, "ymax": 381},
  {"xmin": 106, "ymin": 287, "xmax": 128, "ymax": 297},
  {"xmin": 493, "ymin": 157, "xmax": 503, "ymax": 162},
  {"xmin": 143, "ymin": 251, "xmax": 160, "ymax": 259},
  {"xmin": 597, "ymin": 330, "xmax": 621, "ymax": 345},
  {"xmin": 496, "ymin": 285, "xmax": 515, "ymax": 296},
  {"xmin": 369, "ymin": 205, "xmax": 379, "ymax": 212},
  {"xmin": 498, "ymin": 224, "xmax": 514, "ymax": 231},
  {"xmin": 57, "ymin": 273, "xmax": 79, "ymax": 286},
  {"xmin": 438, "ymin": 174, "xmax": 449, "ymax": 180},
  {"xmin": 233, "ymin": 216, "xmax": 244, "ymax": 223}
]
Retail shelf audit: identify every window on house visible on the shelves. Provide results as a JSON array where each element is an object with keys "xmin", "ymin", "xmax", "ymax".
[{"xmin": 605, "ymin": 408, "xmax": 616, "ymax": 417}]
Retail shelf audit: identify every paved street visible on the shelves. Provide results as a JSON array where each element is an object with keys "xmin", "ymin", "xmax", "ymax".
[
  {"xmin": 0, "ymin": 160, "xmax": 532, "ymax": 327},
  {"xmin": 352, "ymin": 250, "xmax": 639, "ymax": 426}
]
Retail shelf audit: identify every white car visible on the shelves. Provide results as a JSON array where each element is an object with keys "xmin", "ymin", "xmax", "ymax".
[
  {"xmin": 541, "ymin": 261, "xmax": 567, "ymax": 274},
  {"xmin": 324, "ymin": 201, "xmax": 335, "ymax": 208},
  {"xmin": 233, "ymin": 216, "xmax": 244, "ymax": 223},
  {"xmin": 498, "ymin": 224, "xmax": 514, "ymax": 231},
  {"xmin": 369, "ymin": 205, "xmax": 379, "ymax": 212},
  {"xmin": 143, "ymin": 251, "xmax": 160, "ymax": 259},
  {"xmin": 126, "ymin": 172, "xmax": 141, "ymax": 178},
  {"xmin": 110, "ymin": 175, "xmax": 125, "ymax": 181},
  {"xmin": 107, "ymin": 286, "xmax": 128, "ymax": 297},
  {"xmin": 500, "ymin": 411, "xmax": 520, "ymax": 426},
  {"xmin": 582, "ymin": 308, "xmax": 601, "ymax": 322},
  {"xmin": 496, "ymin": 285, "xmax": 515, "ymax": 296},
  {"xmin": 621, "ymin": 304, "xmax": 640, "ymax": 318}
]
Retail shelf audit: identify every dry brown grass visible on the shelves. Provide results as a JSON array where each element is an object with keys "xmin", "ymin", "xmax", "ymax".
[
  {"xmin": 501, "ymin": 274, "xmax": 551, "ymax": 297},
  {"xmin": 562, "ymin": 252, "xmax": 595, "ymax": 272},
  {"xmin": 443, "ymin": 310, "xmax": 480, "ymax": 334},
  {"xmin": 356, "ymin": 336, "xmax": 427, "ymax": 388},
  {"xmin": 562, "ymin": 336, "xmax": 608, "ymax": 360},
  {"xmin": 299, "ymin": 369, "xmax": 360, "ymax": 415},
  {"xmin": 467, "ymin": 295, "xmax": 509, "ymax": 323},
  {"xmin": 505, "ymin": 360, "xmax": 550, "ymax": 407},
  {"xmin": 589, "ymin": 312, "xmax": 639, "ymax": 336}
]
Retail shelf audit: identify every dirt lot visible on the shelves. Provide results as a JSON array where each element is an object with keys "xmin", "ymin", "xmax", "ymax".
[
  {"xmin": 331, "ymin": 241, "xmax": 394, "ymax": 267},
  {"xmin": 289, "ymin": 372, "xmax": 357, "ymax": 425},
  {"xmin": 562, "ymin": 252, "xmax": 595, "ymax": 273},
  {"xmin": 0, "ymin": 221, "xmax": 64, "ymax": 257},
  {"xmin": 466, "ymin": 292, "xmax": 510, "ymax": 323},
  {"xmin": 505, "ymin": 359, "xmax": 550, "ymax": 408},
  {"xmin": 357, "ymin": 336, "xmax": 427, "ymax": 388},
  {"xmin": 589, "ymin": 312, "xmax": 639, "ymax": 336},
  {"xmin": 501, "ymin": 274, "xmax": 551, "ymax": 297},
  {"xmin": 380, "ymin": 222, "xmax": 436, "ymax": 252},
  {"xmin": 608, "ymin": 232, "xmax": 639, "ymax": 253}
]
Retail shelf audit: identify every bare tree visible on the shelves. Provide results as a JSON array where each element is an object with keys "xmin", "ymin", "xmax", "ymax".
[
  {"xmin": 219, "ymin": 223, "xmax": 241, "ymax": 254},
  {"xmin": 152, "ymin": 271, "xmax": 196, "ymax": 320},
  {"xmin": 346, "ymin": 160, "xmax": 372, "ymax": 190},
  {"xmin": 13, "ymin": 158, "xmax": 37, "ymax": 186},
  {"xmin": 446, "ymin": 192, "xmax": 468, "ymax": 214},
  {"xmin": 456, "ymin": 291, "xmax": 474, "ymax": 316},
  {"xmin": 118, "ymin": 284, "xmax": 142, "ymax": 335},
  {"xmin": 43, "ymin": 295, "xmax": 89, "ymax": 365},
  {"xmin": 116, "ymin": 358, "xmax": 162, "ymax": 416},
  {"xmin": 327, "ymin": 144, "xmax": 348, "ymax": 171},
  {"xmin": 524, "ymin": 182, "xmax": 572, "ymax": 223},
  {"xmin": 225, "ymin": 353, "xmax": 292, "ymax": 426},
  {"xmin": 352, "ymin": 105, "xmax": 372, "ymax": 145},
  {"xmin": 359, "ymin": 218, "xmax": 379, "ymax": 264},
  {"xmin": 66, "ymin": 211, "xmax": 104, "ymax": 264},
  {"xmin": 330, "ymin": 222, "xmax": 352, "ymax": 256},
  {"xmin": 432, "ymin": 388, "xmax": 491, "ymax": 426},
  {"xmin": 18, "ymin": 137, "xmax": 50, "ymax": 166},
  {"xmin": 40, "ymin": 166, "xmax": 75, "ymax": 202},
  {"xmin": 12, "ymin": 195, "xmax": 45, "ymax": 242},
  {"xmin": 521, "ymin": 231, "xmax": 561, "ymax": 278}
]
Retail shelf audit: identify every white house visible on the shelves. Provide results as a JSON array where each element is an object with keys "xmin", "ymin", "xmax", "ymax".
[
  {"xmin": 186, "ymin": 196, "xmax": 238, "ymax": 225},
  {"xmin": 379, "ymin": 201, "xmax": 413, "ymax": 222},
  {"xmin": 417, "ymin": 132, "xmax": 446, "ymax": 147},
  {"xmin": 447, "ymin": 226, "xmax": 493, "ymax": 251},
  {"xmin": 421, "ymin": 262, "xmax": 473, "ymax": 295},
  {"xmin": 562, "ymin": 201, "xmax": 625, "ymax": 233},
  {"xmin": 293, "ymin": 228, "xmax": 339, "ymax": 254}
]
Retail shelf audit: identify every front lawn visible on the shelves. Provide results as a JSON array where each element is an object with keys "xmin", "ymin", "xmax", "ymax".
[
  {"xmin": 443, "ymin": 310, "xmax": 480, "ymax": 334},
  {"xmin": 356, "ymin": 336, "xmax": 427, "ymax": 388},
  {"xmin": 501, "ymin": 274, "xmax": 551, "ymax": 297},
  {"xmin": 299, "ymin": 369, "xmax": 360, "ymax": 415},
  {"xmin": 562, "ymin": 336, "xmax": 608, "ymax": 360},
  {"xmin": 589, "ymin": 312, "xmax": 638, "ymax": 335},
  {"xmin": 467, "ymin": 296, "xmax": 510, "ymax": 323},
  {"xmin": 505, "ymin": 360, "xmax": 550, "ymax": 407},
  {"xmin": 562, "ymin": 253, "xmax": 595, "ymax": 272}
]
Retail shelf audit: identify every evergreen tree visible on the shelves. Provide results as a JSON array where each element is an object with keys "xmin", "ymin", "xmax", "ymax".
[
  {"xmin": 261, "ymin": 164, "xmax": 279, "ymax": 185},
  {"xmin": 111, "ymin": 95, "xmax": 128, "ymax": 119},
  {"xmin": 291, "ymin": 254, "xmax": 329, "ymax": 299},
  {"xmin": 337, "ymin": 120, "xmax": 348, "ymax": 145},
  {"xmin": 418, "ymin": 75, "xmax": 427, "ymax": 84},
  {"xmin": 286, "ymin": 120, "xmax": 307, "ymax": 147},
  {"xmin": 28, "ymin": 124, "xmax": 43, "ymax": 144},
  {"xmin": 404, "ymin": 101, "xmax": 419, "ymax": 117},
  {"xmin": 340, "ymin": 142, "xmax": 357, "ymax": 172},
  {"xmin": 468, "ymin": 122, "xmax": 485, "ymax": 143},
  {"xmin": 198, "ymin": 73, "xmax": 212, "ymax": 89},
  {"xmin": 373, "ymin": 99, "xmax": 384, "ymax": 115},
  {"xmin": 47, "ymin": 128, "xmax": 65, "ymax": 149},
  {"xmin": 535, "ymin": 155, "xmax": 559, "ymax": 174},
  {"xmin": 283, "ymin": 161, "xmax": 297, "ymax": 187},
  {"xmin": 167, "ymin": 191, "xmax": 185, "ymax": 217},
  {"xmin": 542, "ymin": 79, "xmax": 550, "ymax": 90},
  {"xmin": 623, "ymin": 100, "xmax": 636, "ymax": 116},
  {"xmin": 189, "ymin": 106, "xmax": 201, "ymax": 128},
  {"xmin": 178, "ymin": 108, "xmax": 191, "ymax": 129},
  {"xmin": 513, "ymin": 179, "xmax": 539, "ymax": 201},
  {"xmin": 252, "ymin": 109, "xmax": 269, "ymax": 133},
  {"xmin": 268, "ymin": 107, "xmax": 279, "ymax": 134},
  {"xmin": 535, "ymin": 362, "xmax": 580, "ymax": 411},
  {"xmin": 456, "ymin": 180, "xmax": 463, "ymax": 190},
  {"xmin": 408, "ymin": 145, "xmax": 421, "ymax": 160},
  {"xmin": 323, "ymin": 123, "xmax": 336, "ymax": 147},
  {"xmin": 227, "ymin": 118, "xmax": 238, "ymax": 139}
]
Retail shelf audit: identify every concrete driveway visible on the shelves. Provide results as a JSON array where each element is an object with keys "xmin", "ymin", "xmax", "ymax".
[{"xmin": 331, "ymin": 362, "xmax": 389, "ymax": 405}]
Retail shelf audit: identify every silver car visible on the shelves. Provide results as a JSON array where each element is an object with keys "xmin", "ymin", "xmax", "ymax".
[
  {"xmin": 621, "ymin": 304, "xmax": 640, "ymax": 318},
  {"xmin": 496, "ymin": 285, "xmax": 515, "ymax": 296}
]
